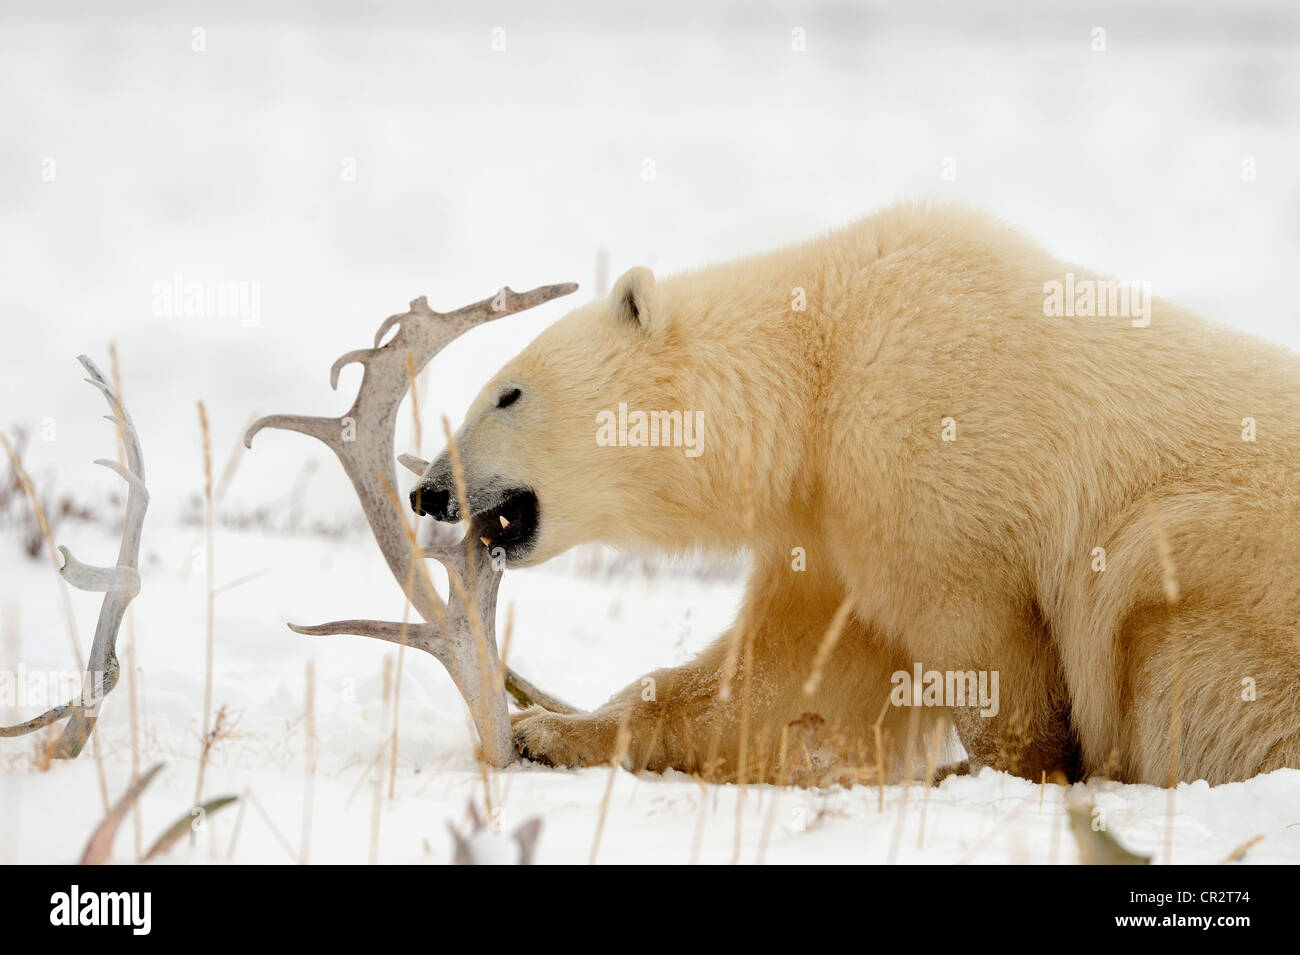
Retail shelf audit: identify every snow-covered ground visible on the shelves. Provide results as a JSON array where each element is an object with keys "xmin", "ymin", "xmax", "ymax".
[
  {"xmin": 4, "ymin": 523, "xmax": 1298, "ymax": 865},
  {"xmin": 2, "ymin": 0, "xmax": 1299, "ymax": 864}
]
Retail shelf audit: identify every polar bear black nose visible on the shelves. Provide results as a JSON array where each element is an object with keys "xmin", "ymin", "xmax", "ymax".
[{"xmin": 410, "ymin": 484, "xmax": 453, "ymax": 521}]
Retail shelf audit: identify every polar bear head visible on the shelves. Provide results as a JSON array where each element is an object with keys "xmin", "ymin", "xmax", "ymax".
[{"xmin": 410, "ymin": 266, "xmax": 713, "ymax": 567}]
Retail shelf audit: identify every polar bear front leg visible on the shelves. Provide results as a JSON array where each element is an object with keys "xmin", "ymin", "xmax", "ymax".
[
  {"xmin": 512, "ymin": 643, "xmax": 753, "ymax": 776},
  {"xmin": 506, "ymin": 639, "xmax": 780, "ymax": 779},
  {"xmin": 512, "ymin": 560, "xmax": 926, "ymax": 782}
]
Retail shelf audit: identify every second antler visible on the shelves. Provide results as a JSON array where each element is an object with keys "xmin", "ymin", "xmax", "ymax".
[
  {"xmin": 0, "ymin": 355, "xmax": 148, "ymax": 757},
  {"xmin": 245, "ymin": 285, "xmax": 579, "ymax": 767}
]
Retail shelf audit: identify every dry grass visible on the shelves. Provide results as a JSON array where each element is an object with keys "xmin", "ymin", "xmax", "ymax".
[
  {"xmin": 872, "ymin": 697, "xmax": 891, "ymax": 812},
  {"xmin": 242, "ymin": 787, "xmax": 301, "ymax": 863},
  {"xmin": 300, "ymin": 659, "xmax": 316, "ymax": 864},
  {"xmin": 917, "ymin": 720, "xmax": 947, "ymax": 849},
  {"xmin": 886, "ymin": 702, "xmax": 923, "ymax": 863},
  {"xmin": 0, "ymin": 429, "xmax": 110, "ymax": 811},
  {"xmin": 716, "ymin": 430, "xmax": 756, "ymax": 704},
  {"xmin": 108, "ymin": 344, "xmax": 144, "ymax": 862},
  {"xmin": 728, "ymin": 614, "xmax": 756, "ymax": 863},
  {"xmin": 196, "ymin": 706, "xmax": 237, "ymax": 782},
  {"xmin": 1219, "ymin": 834, "xmax": 1264, "ymax": 864},
  {"xmin": 193, "ymin": 401, "xmax": 216, "ymax": 814},
  {"xmin": 1144, "ymin": 494, "xmax": 1183, "ymax": 864},
  {"xmin": 688, "ymin": 774, "xmax": 712, "ymax": 865},
  {"xmin": 388, "ymin": 350, "xmax": 425, "ymax": 801},
  {"xmin": 0, "ymin": 437, "xmax": 85, "ymax": 674},
  {"xmin": 389, "ymin": 558, "xmax": 415, "ymax": 802},
  {"xmin": 178, "ymin": 413, "xmax": 256, "ymax": 576},
  {"xmin": 370, "ymin": 657, "xmax": 393, "ymax": 864},
  {"xmin": 755, "ymin": 724, "xmax": 790, "ymax": 864},
  {"xmin": 803, "ymin": 596, "xmax": 855, "ymax": 697},
  {"xmin": 589, "ymin": 714, "xmax": 632, "ymax": 864},
  {"xmin": 439, "ymin": 415, "xmax": 502, "ymax": 810}
]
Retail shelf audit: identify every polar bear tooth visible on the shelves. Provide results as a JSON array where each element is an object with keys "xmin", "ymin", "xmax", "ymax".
[
  {"xmin": 499, "ymin": 515, "xmax": 510, "ymax": 528},
  {"xmin": 480, "ymin": 536, "xmax": 491, "ymax": 546}
]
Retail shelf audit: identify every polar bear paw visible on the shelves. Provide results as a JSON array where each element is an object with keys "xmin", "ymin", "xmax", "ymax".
[{"xmin": 511, "ymin": 707, "xmax": 619, "ymax": 768}]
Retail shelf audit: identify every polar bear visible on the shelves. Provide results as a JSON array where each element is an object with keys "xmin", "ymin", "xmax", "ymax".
[{"xmin": 410, "ymin": 201, "xmax": 1300, "ymax": 786}]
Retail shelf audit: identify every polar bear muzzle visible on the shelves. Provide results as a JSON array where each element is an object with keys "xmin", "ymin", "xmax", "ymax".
[{"xmin": 410, "ymin": 478, "xmax": 539, "ymax": 562}]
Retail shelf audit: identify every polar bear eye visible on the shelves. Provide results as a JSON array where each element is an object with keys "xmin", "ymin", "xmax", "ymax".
[{"xmin": 497, "ymin": 387, "xmax": 522, "ymax": 409}]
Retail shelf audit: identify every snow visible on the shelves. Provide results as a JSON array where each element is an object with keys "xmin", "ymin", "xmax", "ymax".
[
  {"xmin": 3, "ymin": 523, "xmax": 1298, "ymax": 865},
  {"xmin": 2, "ymin": 0, "xmax": 1300, "ymax": 863}
]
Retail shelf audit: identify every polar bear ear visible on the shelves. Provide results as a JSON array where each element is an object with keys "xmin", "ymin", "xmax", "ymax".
[{"xmin": 609, "ymin": 266, "xmax": 659, "ymax": 332}]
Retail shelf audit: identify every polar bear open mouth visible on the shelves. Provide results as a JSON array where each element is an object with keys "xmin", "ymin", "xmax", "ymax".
[{"xmin": 469, "ymin": 487, "xmax": 539, "ymax": 559}]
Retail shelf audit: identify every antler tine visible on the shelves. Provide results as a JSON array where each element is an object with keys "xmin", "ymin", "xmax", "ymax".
[
  {"xmin": 246, "ymin": 282, "xmax": 579, "ymax": 767},
  {"xmin": 79, "ymin": 356, "xmax": 144, "ymax": 480},
  {"xmin": 372, "ymin": 305, "xmax": 414, "ymax": 350},
  {"xmin": 289, "ymin": 620, "xmax": 443, "ymax": 656},
  {"xmin": 439, "ymin": 283, "xmax": 580, "ymax": 332},
  {"xmin": 0, "ymin": 701, "xmax": 77, "ymax": 737},
  {"xmin": 397, "ymin": 453, "xmax": 429, "ymax": 477},
  {"xmin": 2, "ymin": 355, "xmax": 148, "ymax": 756},
  {"xmin": 497, "ymin": 668, "xmax": 577, "ymax": 714},
  {"xmin": 0, "ymin": 659, "xmax": 120, "ymax": 739},
  {"xmin": 93, "ymin": 459, "xmax": 148, "ymax": 499},
  {"xmin": 244, "ymin": 414, "xmax": 339, "ymax": 449},
  {"xmin": 57, "ymin": 546, "xmax": 142, "ymax": 596},
  {"xmin": 373, "ymin": 283, "xmax": 578, "ymax": 351}
]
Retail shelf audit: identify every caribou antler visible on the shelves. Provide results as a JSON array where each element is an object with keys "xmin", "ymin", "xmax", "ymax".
[
  {"xmin": 245, "ymin": 285, "xmax": 579, "ymax": 768},
  {"xmin": 0, "ymin": 355, "xmax": 149, "ymax": 757}
]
